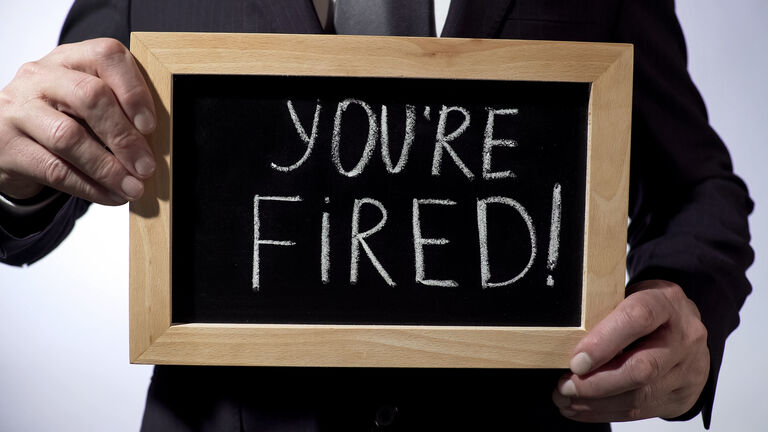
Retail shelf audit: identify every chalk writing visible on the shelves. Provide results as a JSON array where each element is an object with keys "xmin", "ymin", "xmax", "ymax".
[
  {"xmin": 270, "ymin": 101, "xmax": 321, "ymax": 172},
  {"xmin": 483, "ymin": 108, "xmax": 518, "ymax": 180},
  {"xmin": 252, "ymin": 195, "xmax": 302, "ymax": 291},
  {"xmin": 251, "ymin": 97, "xmax": 568, "ymax": 292},
  {"xmin": 432, "ymin": 105, "xmax": 474, "ymax": 180},
  {"xmin": 412, "ymin": 198, "xmax": 458, "ymax": 287},
  {"xmin": 477, "ymin": 196, "xmax": 537, "ymax": 289},
  {"xmin": 332, "ymin": 99, "xmax": 378, "ymax": 177},
  {"xmin": 546, "ymin": 183, "xmax": 562, "ymax": 287},
  {"xmin": 381, "ymin": 104, "xmax": 415, "ymax": 173},
  {"xmin": 350, "ymin": 198, "xmax": 395, "ymax": 286}
]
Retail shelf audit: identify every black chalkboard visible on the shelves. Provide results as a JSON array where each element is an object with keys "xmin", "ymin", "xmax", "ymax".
[{"xmin": 171, "ymin": 74, "xmax": 589, "ymax": 327}]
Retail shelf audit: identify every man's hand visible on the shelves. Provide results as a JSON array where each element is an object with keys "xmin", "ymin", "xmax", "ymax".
[
  {"xmin": 552, "ymin": 280, "xmax": 710, "ymax": 422},
  {"xmin": 0, "ymin": 38, "xmax": 156, "ymax": 205}
]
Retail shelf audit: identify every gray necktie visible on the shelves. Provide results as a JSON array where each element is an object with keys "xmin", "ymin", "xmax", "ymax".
[{"xmin": 333, "ymin": 0, "xmax": 436, "ymax": 37}]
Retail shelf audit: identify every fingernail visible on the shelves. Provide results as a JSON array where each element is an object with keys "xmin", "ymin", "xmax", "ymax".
[
  {"xmin": 570, "ymin": 352, "xmax": 593, "ymax": 375},
  {"xmin": 134, "ymin": 109, "xmax": 156, "ymax": 134},
  {"xmin": 135, "ymin": 155, "xmax": 156, "ymax": 177},
  {"xmin": 561, "ymin": 409, "xmax": 577, "ymax": 418},
  {"xmin": 559, "ymin": 379, "xmax": 577, "ymax": 397},
  {"xmin": 121, "ymin": 176, "xmax": 144, "ymax": 200}
]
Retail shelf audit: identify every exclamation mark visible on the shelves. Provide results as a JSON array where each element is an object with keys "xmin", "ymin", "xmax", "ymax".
[
  {"xmin": 546, "ymin": 183, "xmax": 562, "ymax": 287},
  {"xmin": 321, "ymin": 197, "xmax": 331, "ymax": 284}
]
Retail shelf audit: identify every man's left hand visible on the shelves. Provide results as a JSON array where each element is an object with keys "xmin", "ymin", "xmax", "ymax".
[{"xmin": 552, "ymin": 280, "xmax": 710, "ymax": 422}]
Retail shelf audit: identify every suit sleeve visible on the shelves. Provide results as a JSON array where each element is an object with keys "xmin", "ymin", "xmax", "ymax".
[
  {"xmin": 58, "ymin": 0, "xmax": 131, "ymax": 46},
  {"xmin": 0, "ymin": 0, "xmax": 130, "ymax": 266},
  {"xmin": 616, "ymin": 1, "xmax": 754, "ymax": 427},
  {"xmin": 0, "ymin": 195, "xmax": 91, "ymax": 265}
]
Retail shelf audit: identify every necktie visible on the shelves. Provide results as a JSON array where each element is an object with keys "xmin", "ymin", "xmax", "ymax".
[{"xmin": 333, "ymin": 0, "xmax": 436, "ymax": 37}]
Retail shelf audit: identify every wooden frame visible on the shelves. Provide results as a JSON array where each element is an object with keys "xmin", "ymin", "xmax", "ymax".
[{"xmin": 129, "ymin": 32, "xmax": 632, "ymax": 368}]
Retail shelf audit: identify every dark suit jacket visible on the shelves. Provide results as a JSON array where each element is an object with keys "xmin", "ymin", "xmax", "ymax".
[{"xmin": 0, "ymin": 0, "xmax": 753, "ymax": 430}]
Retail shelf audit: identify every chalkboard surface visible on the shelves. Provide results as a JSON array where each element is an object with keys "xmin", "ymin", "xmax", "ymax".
[{"xmin": 171, "ymin": 74, "xmax": 589, "ymax": 327}]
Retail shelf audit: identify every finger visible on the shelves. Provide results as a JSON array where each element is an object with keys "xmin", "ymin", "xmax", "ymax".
[
  {"xmin": 558, "ymin": 363, "xmax": 687, "ymax": 414},
  {"xmin": 0, "ymin": 133, "xmax": 126, "ymax": 206},
  {"xmin": 553, "ymin": 385, "xmax": 670, "ymax": 423},
  {"xmin": 569, "ymin": 289, "xmax": 674, "ymax": 375},
  {"xmin": 557, "ymin": 385, "xmax": 691, "ymax": 424},
  {"xmin": 31, "ymin": 62, "xmax": 155, "ymax": 180},
  {"xmin": 558, "ymin": 405, "xmax": 655, "ymax": 423},
  {"xmin": 559, "ymin": 327, "xmax": 679, "ymax": 399},
  {"xmin": 9, "ymin": 99, "xmax": 144, "ymax": 200},
  {"xmin": 44, "ymin": 38, "xmax": 156, "ymax": 135}
]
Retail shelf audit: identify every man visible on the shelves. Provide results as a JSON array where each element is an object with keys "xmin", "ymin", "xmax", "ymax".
[{"xmin": 0, "ymin": 0, "xmax": 753, "ymax": 430}]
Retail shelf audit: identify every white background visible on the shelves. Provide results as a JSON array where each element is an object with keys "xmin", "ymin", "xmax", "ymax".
[{"xmin": 0, "ymin": 1, "xmax": 765, "ymax": 430}]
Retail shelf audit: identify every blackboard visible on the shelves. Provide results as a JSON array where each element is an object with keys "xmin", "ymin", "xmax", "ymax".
[
  {"xmin": 129, "ymin": 32, "xmax": 632, "ymax": 368},
  {"xmin": 172, "ymin": 74, "xmax": 589, "ymax": 326}
]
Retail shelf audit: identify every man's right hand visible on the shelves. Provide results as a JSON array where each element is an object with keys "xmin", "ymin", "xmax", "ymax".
[{"xmin": 0, "ymin": 38, "xmax": 156, "ymax": 205}]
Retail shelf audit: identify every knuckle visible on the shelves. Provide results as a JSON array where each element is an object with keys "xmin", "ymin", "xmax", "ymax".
[
  {"xmin": 16, "ymin": 61, "xmax": 42, "ymax": 78},
  {"xmin": 72, "ymin": 75, "xmax": 110, "ymax": 111},
  {"xmin": 43, "ymin": 157, "xmax": 70, "ymax": 186},
  {"xmin": 690, "ymin": 319, "xmax": 708, "ymax": 345},
  {"xmin": 121, "ymin": 84, "xmax": 149, "ymax": 110},
  {"xmin": 627, "ymin": 354, "xmax": 660, "ymax": 386},
  {"xmin": 91, "ymin": 38, "xmax": 128, "ymax": 63},
  {"xmin": 623, "ymin": 301, "xmax": 657, "ymax": 332},
  {"xmin": 664, "ymin": 284, "xmax": 687, "ymax": 304},
  {"xmin": 108, "ymin": 129, "xmax": 139, "ymax": 152},
  {"xmin": 0, "ymin": 92, "xmax": 12, "ymax": 112},
  {"xmin": 90, "ymin": 154, "xmax": 121, "ymax": 185},
  {"xmin": 49, "ymin": 117, "xmax": 83, "ymax": 153},
  {"xmin": 578, "ymin": 334, "xmax": 600, "ymax": 354},
  {"xmin": 685, "ymin": 297, "xmax": 704, "ymax": 321}
]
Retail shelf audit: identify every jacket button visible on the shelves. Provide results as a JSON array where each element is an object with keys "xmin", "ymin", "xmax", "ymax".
[{"xmin": 374, "ymin": 405, "xmax": 399, "ymax": 428}]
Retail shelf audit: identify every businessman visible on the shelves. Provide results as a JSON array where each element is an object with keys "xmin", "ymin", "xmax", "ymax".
[{"xmin": 0, "ymin": 1, "xmax": 753, "ymax": 430}]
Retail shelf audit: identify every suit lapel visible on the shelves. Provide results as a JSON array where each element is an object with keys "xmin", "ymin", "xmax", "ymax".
[{"xmin": 441, "ymin": 0, "xmax": 515, "ymax": 38}]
